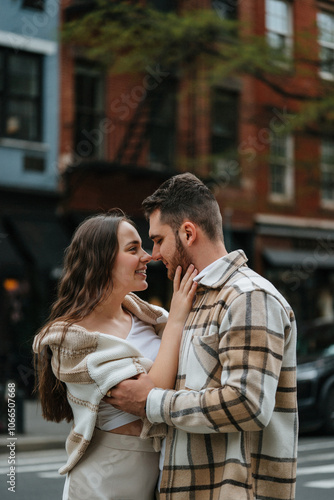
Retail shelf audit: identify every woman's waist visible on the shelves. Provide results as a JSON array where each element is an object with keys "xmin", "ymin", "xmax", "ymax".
[
  {"xmin": 92, "ymin": 426, "xmax": 157, "ymax": 452},
  {"xmin": 96, "ymin": 399, "xmax": 142, "ymax": 436},
  {"xmin": 107, "ymin": 419, "xmax": 142, "ymax": 436}
]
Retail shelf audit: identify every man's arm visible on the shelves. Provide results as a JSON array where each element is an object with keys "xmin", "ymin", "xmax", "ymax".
[
  {"xmin": 105, "ymin": 373, "xmax": 154, "ymax": 418},
  {"xmin": 146, "ymin": 291, "xmax": 295, "ymax": 433},
  {"xmin": 108, "ymin": 291, "xmax": 296, "ymax": 434}
]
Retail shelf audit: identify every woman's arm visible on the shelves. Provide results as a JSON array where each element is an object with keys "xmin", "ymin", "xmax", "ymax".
[{"xmin": 147, "ymin": 265, "xmax": 198, "ymax": 389}]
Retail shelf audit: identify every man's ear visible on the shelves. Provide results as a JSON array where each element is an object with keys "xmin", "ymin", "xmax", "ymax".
[{"xmin": 179, "ymin": 221, "xmax": 197, "ymax": 247}]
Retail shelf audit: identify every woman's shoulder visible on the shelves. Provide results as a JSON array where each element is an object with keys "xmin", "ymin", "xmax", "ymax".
[
  {"xmin": 33, "ymin": 320, "xmax": 100, "ymax": 352},
  {"xmin": 123, "ymin": 293, "xmax": 168, "ymax": 325}
]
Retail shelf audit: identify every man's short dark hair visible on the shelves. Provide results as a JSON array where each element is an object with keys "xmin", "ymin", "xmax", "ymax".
[{"xmin": 142, "ymin": 173, "xmax": 224, "ymax": 242}]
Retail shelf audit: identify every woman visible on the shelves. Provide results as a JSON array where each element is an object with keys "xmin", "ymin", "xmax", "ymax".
[{"xmin": 33, "ymin": 209, "xmax": 197, "ymax": 500}]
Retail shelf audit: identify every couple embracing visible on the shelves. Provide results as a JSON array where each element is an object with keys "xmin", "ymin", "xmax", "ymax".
[{"xmin": 34, "ymin": 173, "xmax": 298, "ymax": 500}]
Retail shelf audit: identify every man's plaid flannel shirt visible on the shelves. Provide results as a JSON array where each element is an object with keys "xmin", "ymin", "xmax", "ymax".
[{"xmin": 147, "ymin": 250, "xmax": 298, "ymax": 500}]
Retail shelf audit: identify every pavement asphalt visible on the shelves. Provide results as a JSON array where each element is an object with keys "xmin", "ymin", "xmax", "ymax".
[{"xmin": 0, "ymin": 398, "xmax": 71, "ymax": 454}]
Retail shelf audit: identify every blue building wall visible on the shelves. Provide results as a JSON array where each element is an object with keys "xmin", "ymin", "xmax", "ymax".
[{"xmin": 0, "ymin": 0, "xmax": 60, "ymax": 192}]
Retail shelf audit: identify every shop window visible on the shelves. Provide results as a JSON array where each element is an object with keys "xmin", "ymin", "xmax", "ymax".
[
  {"xmin": 0, "ymin": 48, "xmax": 42, "ymax": 142},
  {"xmin": 211, "ymin": 89, "xmax": 239, "ymax": 185},
  {"xmin": 74, "ymin": 62, "xmax": 106, "ymax": 159},
  {"xmin": 269, "ymin": 133, "xmax": 294, "ymax": 201},
  {"xmin": 22, "ymin": 0, "xmax": 45, "ymax": 10},
  {"xmin": 149, "ymin": 81, "xmax": 177, "ymax": 170},
  {"xmin": 318, "ymin": 11, "xmax": 334, "ymax": 79},
  {"xmin": 321, "ymin": 140, "xmax": 334, "ymax": 204},
  {"xmin": 265, "ymin": 0, "xmax": 293, "ymax": 57}
]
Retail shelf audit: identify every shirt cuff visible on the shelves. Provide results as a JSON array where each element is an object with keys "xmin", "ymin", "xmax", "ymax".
[{"xmin": 146, "ymin": 387, "xmax": 174, "ymax": 425}]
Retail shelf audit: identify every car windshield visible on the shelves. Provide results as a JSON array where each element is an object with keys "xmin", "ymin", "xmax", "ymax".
[{"xmin": 297, "ymin": 321, "xmax": 334, "ymax": 360}]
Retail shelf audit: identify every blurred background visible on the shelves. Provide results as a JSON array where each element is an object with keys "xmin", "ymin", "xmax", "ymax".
[{"xmin": 1, "ymin": 0, "xmax": 334, "ymax": 440}]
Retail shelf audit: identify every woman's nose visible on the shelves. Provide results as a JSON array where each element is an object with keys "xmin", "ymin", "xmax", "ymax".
[{"xmin": 141, "ymin": 251, "xmax": 152, "ymax": 263}]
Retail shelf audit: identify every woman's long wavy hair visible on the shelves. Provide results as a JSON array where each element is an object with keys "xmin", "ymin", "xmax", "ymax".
[{"xmin": 34, "ymin": 209, "xmax": 135, "ymax": 423}]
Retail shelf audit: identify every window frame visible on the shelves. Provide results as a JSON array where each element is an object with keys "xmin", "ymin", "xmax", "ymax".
[
  {"xmin": 210, "ymin": 88, "xmax": 240, "ymax": 186},
  {"xmin": 22, "ymin": 0, "xmax": 45, "ymax": 11},
  {"xmin": 0, "ymin": 47, "xmax": 43, "ymax": 142},
  {"xmin": 265, "ymin": 0, "xmax": 294, "ymax": 59},
  {"xmin": 268, "ymin": 132, "xmax": 294, "ymax": 203},
  {"xmin": 317, "ymin": 10, "xmax": 334, "ymax": 80},
  {"xmin": 74, "ymin": 61, "xmax": 106, "ymax": 160},
  {"xmin": 320, "ymin": 139, "xmax": 334, "ymax": 207},
  {"xmin": 211, "ymin": 0, "xmax": 238, "ymax": 21},
  {"xmin": 148, "ymin": 78, "xmax": 177, "ymax": 170},
  {"xmin": 148, "ymin": 0, "xmax": 175, "ymax": 12}
]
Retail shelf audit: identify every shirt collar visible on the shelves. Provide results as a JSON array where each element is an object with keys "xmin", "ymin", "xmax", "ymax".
[{"xmin": 195, "ymin": 250, "xmax": 248, "ymax": 289}]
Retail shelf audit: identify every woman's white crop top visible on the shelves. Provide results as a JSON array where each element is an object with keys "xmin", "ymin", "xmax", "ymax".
[{"xmin": 95, "ymin": 313, "xmax": 161, "ymax": 432}]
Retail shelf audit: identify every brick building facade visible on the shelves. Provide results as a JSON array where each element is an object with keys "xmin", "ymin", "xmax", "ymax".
[{"xmin": 58, "ymin": 0, "xmax": 334, "ymax": 325}]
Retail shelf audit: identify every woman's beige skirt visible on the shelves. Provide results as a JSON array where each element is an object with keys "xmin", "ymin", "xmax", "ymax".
[{"xmin": 62, "ymin": 428, "xmax": 160, "ymax": 500}]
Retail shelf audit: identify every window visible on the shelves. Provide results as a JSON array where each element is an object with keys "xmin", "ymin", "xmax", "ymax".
[
  {"xmin": 211, "ymin": 0, "xmax": 238, "ymax": 21},
  {"xmin": 211, "ymin": 89, "xmax": 239, "ymax": 184},
  {"xmin": 74, "ymin": 63, "xmax": 106, "ymax": 159},
  {"xmin": 24, "ymin": 155, "xmax": 45, "ymax": 172},
  {"xmin": 265, "ymin": 0, "xmax": 293, "ymax": 57},
  {"xmin": 318, "ymin": 11, "xmax": 334, "ymax": 79},
  {"xmin": 269, "ymin": 133, "xmax": 294, "ymax": 201},
  {"xmin": 148, "ymin": 0, "xmax": 175, "ymax": 12},
  {"xmin": 0, "ymin": 48, "xmax": 42, "ymax": 141},
  {"xmin": 321, "ymin": 140, "xmax": 334, "ymax": 204},
  {"xmin": 149, "ymin": 81, "xmax": 176, "ymax": 169},
  {"xmin": 22, "ymin": 0, "xmax": 45, "ymax": 10}
]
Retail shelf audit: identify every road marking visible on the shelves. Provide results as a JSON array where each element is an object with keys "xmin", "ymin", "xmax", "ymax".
[
  {"xmin": 0, "ymin": 455, "xmax": 66, "ymax": 466},
  {"xmin": 304, "ymin": 479, "xmax": 334, "ymax": 489},
  {"xmin": 297, "ymin": 452, "xmax": 334, "ymax": 463},
  {"xmin": 297, "ymin": 464, "xmax": 334, "ymax": 476},
  {"xmin": 0, "ymin": 462, "xmax": 64, "ymax": 474},
  {"xmin": 298, "ymin": 440, "xmax": 334, "ymax": 452}
]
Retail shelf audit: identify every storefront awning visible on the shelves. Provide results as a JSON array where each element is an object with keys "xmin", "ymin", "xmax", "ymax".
[{"xmin": 263, "ymin": 248, "xmax": 334, "ymax": 269}]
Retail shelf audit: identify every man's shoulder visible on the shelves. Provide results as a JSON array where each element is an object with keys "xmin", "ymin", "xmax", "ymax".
[{"xmin": 226, "ymin": 265, "xmax": 292, "ymax": 310}]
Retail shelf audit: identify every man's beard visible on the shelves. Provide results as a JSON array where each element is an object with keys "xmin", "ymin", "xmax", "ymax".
[{"xmin": 167, "ymin": 232, "xmax": 192, "ymax": 280}]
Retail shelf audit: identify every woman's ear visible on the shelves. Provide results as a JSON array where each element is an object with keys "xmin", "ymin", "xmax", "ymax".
[{"xmin": 179, "ymin": 221, "xmax": 197, "ymax": 247}]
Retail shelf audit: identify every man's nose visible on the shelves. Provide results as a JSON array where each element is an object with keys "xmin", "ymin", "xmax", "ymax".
[{"xmin": 151, "ymin": 245, "xmax": 161, "ymax": 261}]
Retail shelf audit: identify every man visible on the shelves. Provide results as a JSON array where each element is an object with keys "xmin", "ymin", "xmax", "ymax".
[{"xmin": 108, "ymin": 173, "xmax": 298, "ymax": 500}]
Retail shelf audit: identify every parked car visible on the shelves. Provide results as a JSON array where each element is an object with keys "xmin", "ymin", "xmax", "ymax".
[{"xmin": 297, "ymin": 319, "xmax": 334, "ymax": 434}]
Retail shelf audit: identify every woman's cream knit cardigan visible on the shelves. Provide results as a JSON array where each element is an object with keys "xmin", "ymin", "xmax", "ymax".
[{"xmin": 33, "ymin": 293, "xmax": 168, "ymax": 474}]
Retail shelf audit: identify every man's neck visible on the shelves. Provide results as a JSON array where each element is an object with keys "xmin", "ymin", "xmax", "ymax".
[{"xmin": 193, "ymin": 241, "xmax": 228, "ymax": 273}]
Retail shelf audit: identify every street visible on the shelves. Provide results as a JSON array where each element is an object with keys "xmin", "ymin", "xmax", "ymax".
[
  {"xmin": 0, "ymin": 448, "xmax": 66, "ymax": 500},
  {"xmin": 0, "ymin": 435, "xmax": 333, "ymax": 499},
  {"xmin": 297, "ymin": 435, "xmax": 334, "ymax": 500}
]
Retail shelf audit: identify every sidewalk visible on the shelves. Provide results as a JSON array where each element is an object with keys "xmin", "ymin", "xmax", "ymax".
[{"xmin": 0, "ymin": 399, "xmax": 71, "ymax": 453}]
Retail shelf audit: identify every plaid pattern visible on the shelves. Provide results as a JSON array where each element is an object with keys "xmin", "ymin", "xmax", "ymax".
[{"xmin": 147, "ymin": 250, "xmax": 298, "ymax": 500}]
